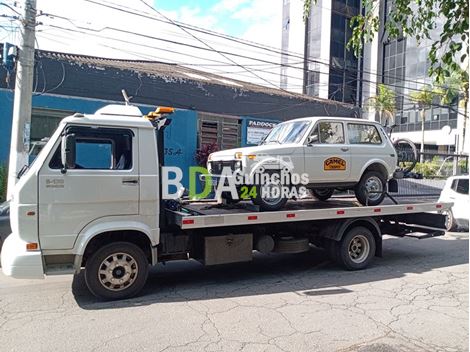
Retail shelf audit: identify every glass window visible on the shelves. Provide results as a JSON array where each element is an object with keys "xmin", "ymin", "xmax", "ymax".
[
  {"xmin": 455, "ymin": 179, "xmax": 469, "ymax": 194},
  {"xmin": 314, "ymin": 122, "xmax": 345, "ymax": 144},
  {"xmin": 75, "ymin": 139, "xmax": 113, "ymax": 169},
  {"xmin": 49, "ymin": 127, "xmax": 133, "ymax": 170},
  {"xmin": 262, "ymin": 121, "xmax": 310, "ymax": 145},
  {"xmin": 348, "ymin": 124, "xmax": 382, "ymax": 144}
]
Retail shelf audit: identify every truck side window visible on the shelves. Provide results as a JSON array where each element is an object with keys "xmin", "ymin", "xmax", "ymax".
[
  {"xmin": 318, "ymin": 122, "xmax": 344, "ymax": 144},
  {"xmin": 49, "ymin": 127, "xmax": 133, "ymax": 170}
]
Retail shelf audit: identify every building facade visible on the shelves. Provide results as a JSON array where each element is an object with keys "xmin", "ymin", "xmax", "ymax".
[{"xmin": 282, "ymin": 0, "xmax": 468, "ymax": 154}]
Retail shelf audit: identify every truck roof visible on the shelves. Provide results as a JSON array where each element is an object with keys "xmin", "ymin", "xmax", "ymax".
[{"xmin": 61, "ymin": 104, "xmax": 155, "ymax": 129}]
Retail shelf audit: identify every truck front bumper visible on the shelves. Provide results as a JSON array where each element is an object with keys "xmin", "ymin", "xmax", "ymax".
[{"xmin": 1, "ymin": 233, "xmax": 44, "ymax": 279}]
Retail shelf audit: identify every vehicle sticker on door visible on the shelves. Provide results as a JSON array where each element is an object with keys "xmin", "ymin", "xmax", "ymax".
[{"xmin": 324, "ymin": 157, "xmax": 346, "ymax": 171}]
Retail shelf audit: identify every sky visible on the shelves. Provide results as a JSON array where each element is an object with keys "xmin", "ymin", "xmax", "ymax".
[{"xmin": 0, "ymin": 0, "xmax": 303, "ymax": 90}]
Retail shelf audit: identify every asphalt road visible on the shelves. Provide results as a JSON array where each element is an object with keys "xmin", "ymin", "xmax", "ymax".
[{"xmin": 0, "ymin": 232, "xmax": 468, "ymax": 352}]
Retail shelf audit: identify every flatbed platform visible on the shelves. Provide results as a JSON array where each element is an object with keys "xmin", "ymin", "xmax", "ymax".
[{"xmin": 167, "ymin": 197, "xmax": 449, "ymax": 230}]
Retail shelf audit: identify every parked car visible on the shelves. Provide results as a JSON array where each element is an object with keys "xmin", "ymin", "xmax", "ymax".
[
  {"xmin": 438, "ymin": 175, "xmax": 469, "ymax": 231},
  {"xmin": 0, "ymin": 200, "xmax": 11, "ymax": 253},
  {"xmin": 208, "ymin": 116, "xmax": 398, "ymax": 210}
]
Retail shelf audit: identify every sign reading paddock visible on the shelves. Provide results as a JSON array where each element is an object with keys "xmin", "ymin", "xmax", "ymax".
[
  {"xmin": 246, "ymin": 120, "xmax": 278, "ymax": 145},
  {"xmin": 324, "ymin": 157, "xmax": 346, "ymax": 171}
]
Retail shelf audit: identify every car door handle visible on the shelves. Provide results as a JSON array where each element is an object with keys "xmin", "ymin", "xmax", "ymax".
[
  {"xmin": 341, "ymin": 147, "xmax": 349, "ymax": 152},
  {"xmin": 122, "ymin": 178, "xmax": 139, "ymax": 185}
]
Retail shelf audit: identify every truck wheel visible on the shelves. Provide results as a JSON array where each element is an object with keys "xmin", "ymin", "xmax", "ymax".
[
  {"xmin": 354, "ymin": 171, "xmax": 386, "ymax": 206},
  {"xmin": 84, "ymin": 242, "xmax": 149, "ymax": 300},
  {"xmin": 335, "ymin": 226, "xmax": 376, "ymax": 270},
  {"xmin": 253, "ymin": 173, "xmax": 288, "ymax": 211},
  {"xmin": 311, "ymin": 188, "xmax": 334, "ymax": 201}
]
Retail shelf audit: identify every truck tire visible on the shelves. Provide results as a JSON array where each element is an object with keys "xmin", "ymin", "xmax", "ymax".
[
  {"xmin": 311, "ymin": 188, "xmax": 334, "ymax": 201},
  {"xmin": 354, "ymin": 171, "xmax": 386, "ymax": 206},
  {"xmin": 335, "ymin": 226, "xmax": 376, "ymax": 270},
  {"xmin": 84, "ymin": 242, "xmax": 149, "ymax": 300}
]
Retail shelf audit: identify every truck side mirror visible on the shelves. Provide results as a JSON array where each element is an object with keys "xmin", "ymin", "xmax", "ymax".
[
  {"xmin": 307, "ymin": 134, "xmax": 319, "ymax": 145},
  {"xmin": 61, "ymin": 133, "xmax": 76, "ymax": 173}
]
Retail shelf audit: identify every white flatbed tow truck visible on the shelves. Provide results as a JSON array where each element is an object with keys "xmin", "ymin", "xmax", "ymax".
[{"xmin": 1, "ymin": 104, "xmax": 450, "ymax": 300}]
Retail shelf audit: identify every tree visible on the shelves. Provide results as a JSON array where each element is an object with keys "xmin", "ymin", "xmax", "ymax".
[
  {"xmin": 303, "ymin": 0, "xmax": 469, "ymax": 84},
  {"xmin": 438, "ymin": 67, "xmax": 469, "ymax": 153},
  {"xmin": 365, "ymin": 84, "xmax": 396, "ymax": 125},
  {"xmin": 409, "ymin": 88, "xmax": 438, "ymax": 162}
]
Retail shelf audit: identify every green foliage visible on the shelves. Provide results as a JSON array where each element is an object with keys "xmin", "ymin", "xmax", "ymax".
[
  {"xmin": 0, "ymin": 164, "xmax": 7, "ymax": 202},
  {"xmin": 413, "ymin": 159, "xmax": 468, "ymax": 178},
  {"xmin": 365, "ymin": 84, "xmax": 396, "ymax": 124},
  {"xmin": 409, "ymin": 87, "xmax": 440, "ymax": 110}
]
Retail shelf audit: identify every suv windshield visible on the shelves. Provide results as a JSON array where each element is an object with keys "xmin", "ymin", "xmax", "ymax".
[{"xmin": 262, "ymin": 121, "xmax": 310, "ymax": 145}]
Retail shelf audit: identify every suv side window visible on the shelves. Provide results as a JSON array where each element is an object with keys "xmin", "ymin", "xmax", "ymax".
[
  {"xmin": 348, "ymin": 123, "xmax": 382, "ymax": 144},
  {"xmin": 312, "ymin": 121, "xmax": 345, "ymax": 144},
  {"xmin": 49, "ymin": 127, "xmax": 133, "ymax": 170},
  {"xmin": 455, "ymin": 179, "xmax": 469, "ymax": 194}
]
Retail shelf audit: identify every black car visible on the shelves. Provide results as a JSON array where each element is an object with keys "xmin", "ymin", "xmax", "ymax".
[{"xmin": 0, "ymin": 201, "xmax": 11, "ymax": 253}]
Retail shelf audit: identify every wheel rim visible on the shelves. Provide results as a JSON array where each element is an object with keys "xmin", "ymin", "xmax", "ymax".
[
  {"xmin": 261, "ymin": 180, "xmax": 284, "ymax": 205},
  {"xmin": 364, "ymin": 176, "xmax": 383, "ymax": 202},
  {"xmin": 98, "ymin": 252, "xmax": 139, "ymax": 291},
  {"xmin": 442, "ymin": 210, "xmax": 452, "ymax": 231},
  {"xmin": 348, "ymin": 234, "xmax": 370, "ymax": 263}
]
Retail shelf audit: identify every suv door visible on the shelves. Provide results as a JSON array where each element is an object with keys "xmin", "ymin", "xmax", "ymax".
[
  {"xmin": 38, "ymin": 126, "xmax": 139, "ymax": 250},
  {"xmin": 304, "ymin": 121, "xmax": 351, "ymax": 182},
  {"xmin": 346, "ymin": 123, "xmax": 390, "ymax": 182}
]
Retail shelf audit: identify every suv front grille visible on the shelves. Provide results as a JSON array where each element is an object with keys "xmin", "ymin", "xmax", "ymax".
[{"xmin": 210, "ymin": 160, "xmax": 237, "ymax": 174}]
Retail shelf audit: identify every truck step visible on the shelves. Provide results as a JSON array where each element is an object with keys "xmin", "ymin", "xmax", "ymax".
[{"xmin": 45, "ymin": 264, "xmax": 75, "ymax": 275}]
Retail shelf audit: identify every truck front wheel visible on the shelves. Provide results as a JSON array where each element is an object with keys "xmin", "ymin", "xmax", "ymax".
[
  {"xmin": 335, "ymin": 226, "xmax": 376, "ymax": 270},
  {"xmin": 84, "ymin": 242, "xmax": 149, "ymax": 300}
]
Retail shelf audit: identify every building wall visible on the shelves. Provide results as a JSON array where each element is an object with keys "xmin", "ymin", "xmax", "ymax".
[
  {"xmin": 280, "ymin": 0, "xmax": 305, "ymax": 94},
  {"xmin": 0, "ymin": 89, "xmax": 200, "ymax": 187}
]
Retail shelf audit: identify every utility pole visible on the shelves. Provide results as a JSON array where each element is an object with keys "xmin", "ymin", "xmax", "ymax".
[{"xmin": 7, "ymin": 0, "xmax": 37, "ymax": 199}]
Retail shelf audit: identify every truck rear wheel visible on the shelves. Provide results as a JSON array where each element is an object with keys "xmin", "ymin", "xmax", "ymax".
[
  {"xmin": 84, "ymin": 242, "xmax": 149, "ymax": 300},
  {"xmin": 335, "ymin": 226, "xmax": 376, "ymax": 270}
]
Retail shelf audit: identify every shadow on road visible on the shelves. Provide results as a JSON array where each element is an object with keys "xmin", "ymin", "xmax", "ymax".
[{"xmin": 72, "ymin": 235, "xmax": 468, "ymax": 310}]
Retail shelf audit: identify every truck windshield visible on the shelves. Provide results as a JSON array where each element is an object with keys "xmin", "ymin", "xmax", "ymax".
[{"xmin": 262, "ymin": 121, "xmax": 310, "ymax": 145}]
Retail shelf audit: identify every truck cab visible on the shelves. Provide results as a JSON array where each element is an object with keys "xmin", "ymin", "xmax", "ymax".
[{"xmin": 2, "ymin": 105, "xmax": 161, "ymax": 297}]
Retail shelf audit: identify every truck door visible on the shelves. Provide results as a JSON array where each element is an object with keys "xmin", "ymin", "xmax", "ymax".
[
  {"xmin": 304, "ymin": 121, "xmax": 351, "ymax": 182},
  {"xmin": 38, "ymin": 126, "xmax": 139, "ymax": 250}
]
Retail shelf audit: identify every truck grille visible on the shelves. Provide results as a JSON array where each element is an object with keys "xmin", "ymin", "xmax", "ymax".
[{"xmin": 209, "ymin": 160, "xmax": 237, "ymax": 174}]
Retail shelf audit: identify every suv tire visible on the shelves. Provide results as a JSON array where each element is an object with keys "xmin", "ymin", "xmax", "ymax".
[
  {"xmin": 311, "ymin": 188, "xmax": 334, "ymax": 201},
  {"xmin": 354, "ymin": 171, "xmax": 386, "ymax": 206}
]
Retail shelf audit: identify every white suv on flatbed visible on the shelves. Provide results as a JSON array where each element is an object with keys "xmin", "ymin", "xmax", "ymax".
[{"xmin": 208, "ymin": 116, "xmax": 398, "ymax": 210}]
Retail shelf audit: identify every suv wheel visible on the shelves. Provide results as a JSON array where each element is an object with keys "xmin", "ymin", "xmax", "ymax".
[
  {"xmin": 311, "ymin": 188, "xmax": 334, "ymax": 201},
  {"xmin": 253, "ymin": 173, "xmax": 288, "ymax": 211},
  {"xmin": 355, "ymin": 171, "xmax": 386, "ymax": 206}
]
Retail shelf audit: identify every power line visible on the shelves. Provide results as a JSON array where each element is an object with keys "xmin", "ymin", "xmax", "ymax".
[{"xmin": 77, "ymin": 0, "xmax": 459, "ymax": 93}]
